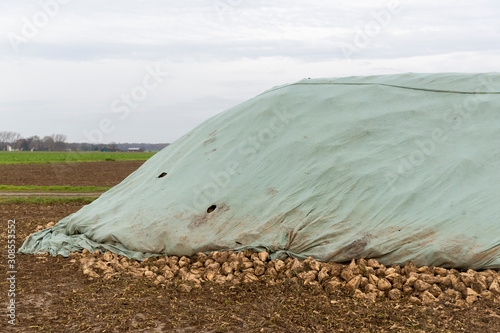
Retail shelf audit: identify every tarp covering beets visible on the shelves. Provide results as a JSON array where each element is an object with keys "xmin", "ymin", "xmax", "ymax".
[{"xmin": 19, "ymin": 73, "xmax": 500, "ymax": 269}]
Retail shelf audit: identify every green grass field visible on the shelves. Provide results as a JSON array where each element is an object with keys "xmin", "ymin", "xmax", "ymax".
[{"xmin": 0, "ymin": 151, "xmax": 156, "ymax": 164}]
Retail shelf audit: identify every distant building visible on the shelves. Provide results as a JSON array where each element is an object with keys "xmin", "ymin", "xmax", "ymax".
[
  {"xmin": 101, "ymin": 146, "xmax": 119, "ymax": 152},
  {"xmin": 6, "ymin": 145, "xmax": 12, "ymax": 151},
  {"xmin": 127, "ymin": 147, "xmax": 144, "ymax": 152}
]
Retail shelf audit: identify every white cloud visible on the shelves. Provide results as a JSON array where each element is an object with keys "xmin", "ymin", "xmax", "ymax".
[{"xmin": 1, "ymin": 0, "xmax": 499, "ymax": 143}]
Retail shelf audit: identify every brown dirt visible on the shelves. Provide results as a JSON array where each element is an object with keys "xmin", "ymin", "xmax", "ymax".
[
  {"xmin": 1, "ymin": 202, "xmax": 500, "ymax": 332},
  {"xmin": 0, "ymin": 161, "xmax": 145, "ymax": 187},
  {"xmin": 0, "ymin": 192, "xmax": 102, "ymax": 197}
]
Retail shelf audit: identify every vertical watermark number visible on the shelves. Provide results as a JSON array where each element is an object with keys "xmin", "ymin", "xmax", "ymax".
[{"xmin": 6, "ymin": 219, "xmax": 17, "ymax": 326}]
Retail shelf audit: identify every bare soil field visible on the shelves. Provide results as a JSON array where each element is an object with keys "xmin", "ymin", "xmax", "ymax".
[
  {"xmin": 1, "ymin": 162, "xmax": 499, "ymax": 332},
  {"xmin": 0, "ymin": 161, "xmax": 145, "ymax": 187}
]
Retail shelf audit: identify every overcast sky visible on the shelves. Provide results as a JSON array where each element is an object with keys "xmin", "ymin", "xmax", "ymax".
[{"xmin": 1, "ymin": 0, "xmax": 499, "ymax": 143}]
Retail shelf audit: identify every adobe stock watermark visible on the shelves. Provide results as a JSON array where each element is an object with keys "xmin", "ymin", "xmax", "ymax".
[
  {"xmin": 6, "ymin": 219, "xmax": 17, "ymax": 326},
  {"xmin": 213, "ymin": 0, "xmax": 245, "ymax": 21},
  {"xmin": 385, "ymin": 74, "xmax": 497, "ymax": 191},
  {"xmin": 7, "ymin": 0, "xmax": 72, "ymax": 53},
  {"xmin": 83, "ymin": 64, "xmax": 169, "ymax": 143},
  {"xmin": 180, "ymin": 105, "xmax": 295, "ymax": 214},
  {"xmin": 340, "ymin": 0, "xmax": 402, "ymax": 61}
]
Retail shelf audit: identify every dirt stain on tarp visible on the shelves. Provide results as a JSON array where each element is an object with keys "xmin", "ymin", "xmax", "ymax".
[
  {"xmin": 335, "ymin": 236, "xmax": 370, "ymax": 259},
  {"xmin": 267, "ymin": 187, "xmax": 278, "ymax": 195},
  {"xmin": 469, "ymin": 245, "xmax": 500, "ymax": 268},
  {"xmin": 188, "ymin": 203, "xmax": 229, "ymax": 229},
  {"xmin": 203, "ymin": 137, "xmax": 216, "ymax": 145}
]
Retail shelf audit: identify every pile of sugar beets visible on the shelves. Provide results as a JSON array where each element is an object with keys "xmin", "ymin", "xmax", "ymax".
[{"xmin": 51, "ymin": 247, "xmax": 500, "ymax": 307}]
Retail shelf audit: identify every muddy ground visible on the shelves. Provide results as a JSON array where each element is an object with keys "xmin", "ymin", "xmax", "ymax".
[
  {"xmin": 0, "ymin": 161, "xmax": 144, "ymax": 187},
  {"xmin": 1, "ymin": 162, "xmax": 499, "ymax": 332}
]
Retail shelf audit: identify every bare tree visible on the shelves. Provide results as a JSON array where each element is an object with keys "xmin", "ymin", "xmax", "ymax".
[
  {"xmin": 52, "ymin": 134, "xmax": 67, "ymax": 151},
  {"xmin": 0, "ymin": 132, "xmax": 7, "ymax": 150},
  {"xmin": 0, "ymin": 131, "xmax": 21, "ymax": 145},
  {"xmin": 43, "ymin": 136, "xmax": 55, "ymax": 151},
  {"xmin": 0, "ymin": 131, "xmax": 22, "ymax": 150},
  {"xmin": 12, "ymin": 132, "xmax": 21, "ymax": 145},
  {"xmin": 52, "ymin": 134, "xmax": 67, "ymax": 143},
  {"xmin": 26, "ymin": 135, "xmax": 42, "ymax": 150},
  {"xmin": 16, "ymin": 139, "xmax": 29, "ymax": 151}
]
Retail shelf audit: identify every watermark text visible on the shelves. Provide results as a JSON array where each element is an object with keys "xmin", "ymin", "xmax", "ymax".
[{"xmin": 6, "ymin": 219, "xmax": 17, "ymax": 326}]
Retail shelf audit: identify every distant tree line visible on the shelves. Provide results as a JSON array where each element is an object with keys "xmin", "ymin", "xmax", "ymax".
[
  {"xmin": 0, "ymin": 131, "xmax": 169, "ymax": 152},
  {"xmin": 0, "ymin": 132, "xmax": 67, "ymax": 151}
]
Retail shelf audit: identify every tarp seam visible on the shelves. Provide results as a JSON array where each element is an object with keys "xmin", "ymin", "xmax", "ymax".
[{"xmin": 260, "ymin": 81, "xmax": 500, "ymax": 96}]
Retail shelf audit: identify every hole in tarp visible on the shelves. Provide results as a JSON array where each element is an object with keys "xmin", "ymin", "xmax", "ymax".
[
  {"xmin": 207, "ymin": 205, "xmax": 217, "ymax": 213},
  {"xmin": 235, "ymin": 241, "xmax": 242, "ymax": 245},
  {"xmin": 158, "ymin": 172, "xmax": 167, "ymax": 178}
]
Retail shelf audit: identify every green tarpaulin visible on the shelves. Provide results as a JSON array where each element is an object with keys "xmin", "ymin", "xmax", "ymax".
[{"xmin": 19, "ymin": 73, "xmax": 500, "ymax": 269}]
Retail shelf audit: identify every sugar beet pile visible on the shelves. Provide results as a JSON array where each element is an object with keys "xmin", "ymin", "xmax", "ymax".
[
  {"xmin": 20, "ymin": 73, "xmax": 500, "ymax": 270},
  {"xmin": 52, "ymin": 248, "xmax": 499, "ymax": 306}
]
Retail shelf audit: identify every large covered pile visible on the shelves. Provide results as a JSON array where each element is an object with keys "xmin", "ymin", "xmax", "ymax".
[{"xmin": 20, "ymin": 73, "xmax": 500, "ymax": 270}]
